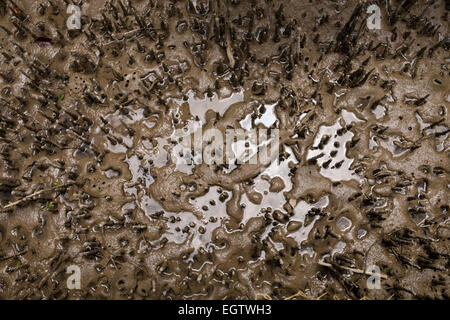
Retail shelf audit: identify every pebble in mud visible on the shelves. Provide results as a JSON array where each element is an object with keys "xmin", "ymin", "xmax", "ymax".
[{"xmin": 0, "ymin": 0, "xmax": 448, "ymax": 301}]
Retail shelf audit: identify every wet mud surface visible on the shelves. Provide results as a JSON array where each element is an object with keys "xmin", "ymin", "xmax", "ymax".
[{"xmin": 0, "ymin": 0, "xmax": 449, "ymax": 299}]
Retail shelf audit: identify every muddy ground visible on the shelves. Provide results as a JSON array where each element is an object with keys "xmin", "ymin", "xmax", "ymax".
[{"xmin": 0, "ymin": 0, "xmax": 449, "ymax": 300}]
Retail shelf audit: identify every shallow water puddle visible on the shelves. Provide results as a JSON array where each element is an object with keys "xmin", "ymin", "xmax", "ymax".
[
  {"xmin": 372, "ymin": 104, "xmax": 387, "ymax": 119},
  {"xmin": 255, "ymin": 102, "xmax": 278, "ymax": 128}
]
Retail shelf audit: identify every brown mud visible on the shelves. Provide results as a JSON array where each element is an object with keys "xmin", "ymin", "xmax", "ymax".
[{"xmin": 0, "ymin": 0, "xmax": 449, "ymax": 299}]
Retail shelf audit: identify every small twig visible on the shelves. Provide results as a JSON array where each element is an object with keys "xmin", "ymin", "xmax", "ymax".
[{"xmin": 318, "ymin": 261, "xmax": 388, "ymax": 279}]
